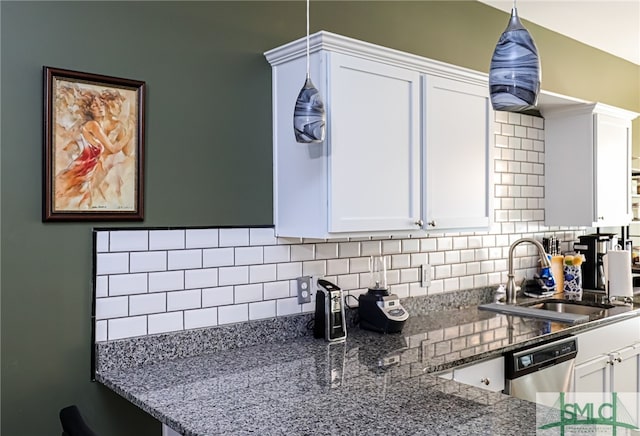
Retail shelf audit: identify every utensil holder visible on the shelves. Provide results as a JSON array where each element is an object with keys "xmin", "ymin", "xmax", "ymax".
[{"xmin": 563, "ymin": 265, "xmax": 583, "ymax": 300}]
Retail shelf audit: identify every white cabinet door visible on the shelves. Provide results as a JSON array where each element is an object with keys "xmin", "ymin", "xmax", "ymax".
[
  {"xmin": 544, "ymin": 103, "xmax": 635, "ymax": 227},
  {"xmin": 573, "ymin": 354, "xmax": 612, "ymax": 394},
  {"xmin": 452, "ymin": 356, "xmax": 504, "ymax": 392},
  {"xmin": 328, "ymin": 53, "xmax": 421, "ymax": 233},
  {"xmin": 594, "ymin": 113, "xmax": 632, "ymax": 226},
  {"xmin": 611, "ymin": 344, "xmax": 640, "ymax": 393},
  {"xmin": 423, "ymin": 75, "xmax": 492, "ymax": 231}
]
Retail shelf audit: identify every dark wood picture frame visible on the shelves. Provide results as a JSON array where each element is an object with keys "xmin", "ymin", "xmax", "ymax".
[{"xmin": 43, "ymin": 66, "xmax": 145, "ymax": 221}]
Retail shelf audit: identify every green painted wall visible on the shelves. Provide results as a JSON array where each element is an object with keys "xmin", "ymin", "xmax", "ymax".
[{"xmin": 1, "ymin": 2, "xmax": 638, "ymax": 435}]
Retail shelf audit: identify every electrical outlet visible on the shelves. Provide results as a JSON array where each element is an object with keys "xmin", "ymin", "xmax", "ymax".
[
  {"xmin": 421, "ymin": 264, "xmax": 431, "ymax": 287},
  {"xmin": 296, "ymin": 276, "xmax": 313, "ymax": 304}
]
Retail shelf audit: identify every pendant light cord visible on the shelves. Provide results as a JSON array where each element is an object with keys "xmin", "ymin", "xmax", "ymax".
[{"xmin": 306, "ymin": 0, "xmax": 310, "ymax": 79}]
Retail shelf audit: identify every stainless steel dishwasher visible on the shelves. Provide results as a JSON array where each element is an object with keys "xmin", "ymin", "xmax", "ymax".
[{"xmin": 504, "ymin": 335, "xmax": 578, "ymax": 404}]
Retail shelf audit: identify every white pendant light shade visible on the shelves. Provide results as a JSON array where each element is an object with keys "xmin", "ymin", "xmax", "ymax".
[
  {"xmin": 293, "ymin": 0, "xmax": 325, "ymax": 143},
  {"xmin": 489, "ymin": 7, "xmax": 541, "ymax": 112}
]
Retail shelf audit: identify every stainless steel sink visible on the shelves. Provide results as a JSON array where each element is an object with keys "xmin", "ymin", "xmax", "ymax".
[
  {"xmin": 478, "ymin": 298, "xmax": 614, "ymax": 324},
  {"xmin": 522, "ymin": 299, "xmax": 614, "ymax": 316}
]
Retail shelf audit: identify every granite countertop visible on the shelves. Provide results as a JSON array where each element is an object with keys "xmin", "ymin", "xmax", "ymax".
[{"xmin": 96, "ymin": 294, "xmax": 640, "ymax": 436}]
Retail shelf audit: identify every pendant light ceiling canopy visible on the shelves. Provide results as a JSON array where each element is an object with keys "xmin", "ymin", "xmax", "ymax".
[
  {"xmin": 489, "ymin": 1, "xmax": 541, "ymax": 113},
  {"xmin": 293, "ymin": 0, "xmax": 326, "ymax": 143}
]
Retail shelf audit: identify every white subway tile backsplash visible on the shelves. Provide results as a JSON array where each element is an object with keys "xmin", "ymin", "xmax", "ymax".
[
  {"xmin": 96, "ymin": 232, "xmax": 109, "ymax": 252},
  {"xmin": 361, "ymin": 241, "xmax": 381, "ymax": 256},
  {"xmin": 249, "ymin": 300, "xmax": 276, "ymax": 320},
  {"xmin": 95, "ymin": 276, "xmax": 108, "ymax": 298},
  {"xmin": 203, "ymin": 247, "xmax": 235, "ymax": 267},
  {"xmin": 109, "ymin": 273, "xmax": 147, "ymax": 296},
  {"xmin": 316, "ymin": 243, "xmax": 338, "ymax": 259},
  {"xmin": 234, "ymin": 284, "xmax": 263, "ymax": 304},
  {"xmin": 420, "ymin": 238, "xmax": 437, "ymax": 252},
  {"xmin": 95, "ymin": 320, "xmax": 107, "ymax": 342},
  {"xmin": 302, "ymin": 260, "xmax": 326, "ymax": 276},
  {"xmin": 131, "ymin": 251, "xmax": 167, "ymax": 273},
  {"xmin": 291, "ymin": 244, "xmax": 315, "ymax": 261},
  {"xmin": 218, "ymin": 266, "xmax": 248, "ymax": 286},
  {"xmin": 219, "ymin": 228, "xmax": 249, "ymax": 247},
  {"xmin": 435, "ymin": 265, "xmax": 451, "ymax": 279},
  {"xmin": 451, "ymin": 263, "xmax": 466, "ymax": 277},
  {"xmin": 218, "ymin": 304, "xmax": 249, "ymax": 325},
  {"xmin": 339, "ymin": 242, "xmax": 360, "ymax": 258},
  {"xmin": 148, "ymin": 312, "xmax": 183, "ymax": 334},
  {"xmin": 391, "ymin": 254, "xmax": 410, "ymax": 269},
  {"xmin": 263, "ymin": 281, "xmax": 290, "ymax": 300},
  {"xmin": 249, "ymin": 228, "xmax": 276, "ymax": 246},
  {"xmin": 167, "ymin": 289, "xmax": 201, "ymax": 311},
  {"xmin": 263, "ymin": 245, "xmax": 290, "ymax": 263},
  {"xmin": 410, "ymin": 252, "xmax": 428, "ymax": 267},
  {"xmin": 382, "ymin": 240, "xmax": 402, "ymax": 255},
  {"xmin": 109, "ymin": 230, "xmax": 148, "ymax": 252},
  {"xmin": 96, "ymin": 296, "xmax": 128, "ymax": 320},
  {"xmin": 401, "ymin": 268, "xmax": 419, "ymax": 283},
  {"xmin": 337, "ymin": 274, "xmax": 359, "ymax": 291},
  {"xmin": 108, "ymin": 316, "xmax": 147, "ymax": 340},
  {"xmin": 277, "ymin": 262, "xmax": 302, "ymax": 280},
  {"xmin": 186, "ymin": 229, "xmax": 219, "ymax": 249},
  {"xmin": 185, "ymin": 268, "xmax": 218, "ymax": 289},
  {"xmin": 184, "ymin": 307, "xmax": 218, "ymax": 329},
  {"xmin": 391, "ymin": 283, "xmax": 409, "ymax": 299},
  {"xmin": 326, "ymin": 258, "xmax": 349, "ymax": 276},
  {"xmin": 401, "ymin": 239, "xmax": 420, "ymax": 253},
  {"xmin": 202, "ymin": 286, "xmax": 234, "ymax": 307},
  {"xmin": 130, "ymin": 293, "xmax": 167, "ymax": 316},
  {"xmin": 148, "ymin": 271, "xmax": 184, "ymax": 292},
  {"xmin": 97, "ymin": 253, "xmax": 129, "ymax": 275},
  {"xmin": 445, "ymin": 251, "xmax": 460, "ymax": 264},
  {"xmin": 429, "ymin": 252, "xmax": 445, "ymax": 266},
  {"xmin": 276, "ymin": 297, "xmax": 301, "ymax": 316},
  {"xmin": 168, "ymin": 250, "xmax": 202, "ymax": 270},
  {"xmin": 149, "ymin": 230, "xmax": 185, "ymax": 250},
  {"xmin": 249, "ymin": 264, "xmax": 276, "ymax": 284},
  {"xmin": 235, "ymin": 247, "xmax": 263, "ymax": 265}
]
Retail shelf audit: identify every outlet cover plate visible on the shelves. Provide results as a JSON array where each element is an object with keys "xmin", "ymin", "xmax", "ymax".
[{"xmin": 296, "ymin": 276, "xmax": 312, "ymax": 304}]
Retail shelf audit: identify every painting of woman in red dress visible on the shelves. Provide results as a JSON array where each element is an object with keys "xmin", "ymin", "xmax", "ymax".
[{"xmin": 52, "ymin": 81, "xmax": 138, "ymax": 212}]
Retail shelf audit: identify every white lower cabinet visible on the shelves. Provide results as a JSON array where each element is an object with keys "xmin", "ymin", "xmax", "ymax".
[
  {"xmin": 573, "ymin": 317, "xmax": 640, "ymax": 428},
  {"xmin": 440, "ymin": 356, "xmax": 505, "ymax": 393}
]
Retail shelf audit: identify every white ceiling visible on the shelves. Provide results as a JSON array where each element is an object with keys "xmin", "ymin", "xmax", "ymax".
[{"xmin": 478, "ymin": 0, "xmax": 640, "ymax": 65}]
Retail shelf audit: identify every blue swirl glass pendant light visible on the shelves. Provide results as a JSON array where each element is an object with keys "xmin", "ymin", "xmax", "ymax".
[
  {"xmin": 293, "ymin": 0, "xmax": 325, "ymax": 143},
  {"xmin": 489, "ymin": 0, "xmax": 541, "ymax": 112}
]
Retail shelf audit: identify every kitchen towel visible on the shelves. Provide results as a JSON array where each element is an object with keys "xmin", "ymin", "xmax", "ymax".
[{"xmin": 604, "ymin": 249, "xmax": 633, "ymax": 298}]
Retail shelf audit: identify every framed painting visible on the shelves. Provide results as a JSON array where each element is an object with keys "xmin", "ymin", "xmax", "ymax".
[{"xmin": 43, "ymin": 66, "xmax": 145, "ymax": 221}]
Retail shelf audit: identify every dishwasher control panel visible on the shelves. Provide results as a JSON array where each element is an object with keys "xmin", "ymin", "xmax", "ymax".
[{"xmin": 506, "ymin": 336, "xmax": 578, "ymax": 378}]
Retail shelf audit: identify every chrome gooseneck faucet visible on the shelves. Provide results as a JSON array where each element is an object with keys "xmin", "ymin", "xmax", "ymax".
[{"xmin": 506, "ymin": 238, "xmax": 551, "ymax": 304}]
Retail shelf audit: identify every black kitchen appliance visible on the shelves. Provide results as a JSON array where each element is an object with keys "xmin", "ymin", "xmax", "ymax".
[
  {"xmin": 313, "ymin": 279, "xmax": 347, "ymax": 342},
  {"xmin": 575, "ymin": 233, "xmax": 617, "ymax": 291},
  {"xmin": 358, "ymin": 256, "xmax": 408, "ymax": 333}
]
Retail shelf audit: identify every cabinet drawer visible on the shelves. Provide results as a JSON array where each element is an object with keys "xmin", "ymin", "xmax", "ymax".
[{"xmin": 451, "ymin": 356, "xmax": 505, "ymax": 392}]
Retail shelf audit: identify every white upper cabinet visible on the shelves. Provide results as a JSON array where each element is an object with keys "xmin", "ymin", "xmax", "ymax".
[
  {"xmin": 423, "ymin": 75, "xmax": 492, "ymax": 231},
  {"xmin": 543, "ymin": 103, "xmax": 638, "ymax": 227},
  {"xmin": 327, "ymin": 54, "xmax": 421, "ymax": 234},
  {"xmin": 265, "ymin": 34, "xmax": 421, "ymax": 238},
  {"xmin": 265, "ymin": 32, "xmax": 495, "ymax": 238}
]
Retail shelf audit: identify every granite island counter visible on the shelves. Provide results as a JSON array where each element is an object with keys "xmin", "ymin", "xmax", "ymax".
[{"xmin": 95, "ymin": 292, "xmax": 640, "ymax": 436}]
